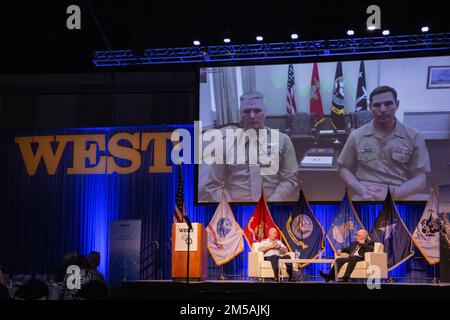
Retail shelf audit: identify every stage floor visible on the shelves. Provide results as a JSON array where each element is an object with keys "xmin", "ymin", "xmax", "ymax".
[{"xmin": 112, "ymin": 280, "xmax": 450, "ymax": 300}]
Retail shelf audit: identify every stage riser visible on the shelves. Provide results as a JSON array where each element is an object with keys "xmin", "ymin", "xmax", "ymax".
[{"xmin": 113, "ymin": 281, "xmax": 450, "ymax": 300}]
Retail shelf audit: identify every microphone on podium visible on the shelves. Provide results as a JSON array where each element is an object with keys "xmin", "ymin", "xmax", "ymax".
[{"xmin": 184, "ymin": 214, "xmax": 193, "ymax": 231}]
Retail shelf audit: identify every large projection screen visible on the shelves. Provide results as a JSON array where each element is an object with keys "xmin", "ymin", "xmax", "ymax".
[{"xmin": 198, "ymin": 55, "xmax": 450, "ymax": 203}]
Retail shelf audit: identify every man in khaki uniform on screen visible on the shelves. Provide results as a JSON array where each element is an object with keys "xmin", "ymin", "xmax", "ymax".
[
  {"xmin": 199, "ymin": 92, "xmax": 299, "ymax": 203},
  {"xmin": 338, "ymin": 86, "xmax": 431, "ymax": 201}
]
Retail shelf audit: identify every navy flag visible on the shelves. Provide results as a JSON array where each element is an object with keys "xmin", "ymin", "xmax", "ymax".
[
  {"xmin": 355, "ymin": 61, "xmax": 368, "ymax": 112},
  {"xmin": 370, "ymin": 190, "xmax": 414, "ymax": 270},
  {"xmin": 326, "ymin": 191, "xmax": 366, "ymax": 253},
  {"xmin": 281, "ymin": 190, "xmax": 325, "ymax": 267},
  {"xmin": 331, "ymin": 61, "xmax": 345, "ymax": 130}
]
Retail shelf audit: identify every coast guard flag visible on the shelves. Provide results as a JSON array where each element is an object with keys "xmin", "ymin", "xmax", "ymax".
[
  {"xmin": 310, "ymin": 63, "xmax": 325, "ymax": 128},
  {"xmin": 281, "ymin": 190, "xmax": 325, "ymax": 266},
  {"xmin": 326, "ymin": 191, "xmax": 366, "ymax": 253},
  {"xmin": 412, "ymin": 188, "xmax": 442, "ymax": 265},
  {"xmin": 355, "ymin": 61, "xmax": 368, "ymax": 112},
  {"xmin": 331, "ymin": 62, "xmax": 345, "ymax": 130},
  {"xmin": 244, "ymin": 192, "xmax": 282, "ymax": 247},
  {"xmin": 207, "ymin": 192, "xmax": 244, "ymax": 265},
  {"xmin": 370, "ymin": 190, "xmax": 414, "ymax": 270}
]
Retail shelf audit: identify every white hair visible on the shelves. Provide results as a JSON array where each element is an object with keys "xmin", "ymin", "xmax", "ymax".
[{"xmin": 357, "ymin": 229, "xmax": 368, "ymax": 238}]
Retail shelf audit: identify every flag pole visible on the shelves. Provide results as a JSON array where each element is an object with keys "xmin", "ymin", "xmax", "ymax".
[
  {"xmin": 432, "ymin": 264, "xmax": 438, "ymax": 284},
  {"xmin": 218, "ymin": 265, "xmax": 225, "ymax": 281},
  {"xmin": 219, "ymin": 184, "xmax": 225, "ymax": 281},
  {"xmin": 388, "ymin": 271, "xmax": 395, "ymax": 283},
  {"xmin": 386, "ymin": 170, "xmax": 395, "ymax": 284},
  {"xmin": 385, "ymin": 167, "xmax": 392, "ymax": 198},
  {"xmin": 427, "ymin": 179, "xmax": 438, "ymax": 284}
]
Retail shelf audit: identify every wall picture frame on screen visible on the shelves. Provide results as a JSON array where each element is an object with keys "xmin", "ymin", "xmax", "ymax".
[{"xmin": 427, "ymin": 66, "xmax": 450, "ymax": 89}]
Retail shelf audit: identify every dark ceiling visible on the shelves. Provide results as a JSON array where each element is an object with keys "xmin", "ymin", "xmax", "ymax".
[{"xmin": 0, "ymin": 0, "xmax": 448, "ymax": 73}]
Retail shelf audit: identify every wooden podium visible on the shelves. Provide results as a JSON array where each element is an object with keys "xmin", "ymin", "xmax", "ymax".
[{"xmin": 172, "ymin": 223, "xmax": 207, "ymax": 281}]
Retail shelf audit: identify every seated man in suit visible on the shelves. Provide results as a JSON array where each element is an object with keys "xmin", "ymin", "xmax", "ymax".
[
  {"xmin": 320, "ymin": 229, "xmax": 374, "ymax": 282},
  {"xmin": 258, "ymin": 228, "xmax": 293, "ymax": 281}
]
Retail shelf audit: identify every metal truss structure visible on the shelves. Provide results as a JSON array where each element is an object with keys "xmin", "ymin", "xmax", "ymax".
[{"xmin": 93, "ymin": 33, "xmax": 450, "ymax": 67}]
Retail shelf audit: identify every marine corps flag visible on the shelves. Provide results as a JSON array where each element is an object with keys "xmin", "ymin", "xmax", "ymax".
[
  {"xmin": 244, "ymin": 192, "xmax": 282, "ymax": 247},
  {"xmin": 331, "ymin": 62, "xmax": 346, "ymax": 130},
  {"xmin": 412, "ymin": 188, "xmax": 442, "ymax": 265},
  {"xmin": 355, "ymin": 61, "xmax": 368, "ymax": 112},
  {"xmin": 370, "ymin": 190, "xmax": 414, "ymax": 270},
  {"xmin": 207, "ymin": 192, "xmax": 244, "ymax": 265},
  {"xmin": 326, "ymin": 190, "xmax": 366, "ymax": 253},
  {"xmin": 280, "ymin": 190, "xmax": 325, "ymax": 266},
  {"xmin": 310, "ymin": 63, "xmax": 325, "ymax": 128}
]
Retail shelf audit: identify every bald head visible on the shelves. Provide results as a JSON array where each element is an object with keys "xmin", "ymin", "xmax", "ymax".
[{"xmin": 268, "ymin": 228, "xmax": 278, "ymax": 240}]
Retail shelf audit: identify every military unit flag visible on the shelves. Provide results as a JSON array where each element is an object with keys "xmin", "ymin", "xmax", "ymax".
[
  {"xmin": 280, "ymin": 190, "xmax": 325, "ymax": 266},
  {"xmin": 207, "ymin": 192, "xmax": 244, "ymax": 265},
  {"xmin": 310, "ymin": 63, "xmax": 325, "ymax": 128},
  {"xmin": 370, "ymin": 190, "xmax": 414, "ymax": 270},
  {"xmin": 331, "ymin": 62, "xmax": 346, "ymax": 130},
  {"xmin": 326, "ymin": 191, "xmax": 366, "ymax": 253},
  {"xmin": 244, "ymin": 193, "xmax": 282, "ymax": 248},
  {"xmin": 355, "ymin": 61, "xmax": 368, "ymax": 111},
  {"xmin": 412, "ymin": 188, "xmax": 442, "ymax": 265}
]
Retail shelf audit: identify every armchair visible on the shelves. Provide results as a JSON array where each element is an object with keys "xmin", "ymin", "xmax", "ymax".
[
  {"xmin": 336, "ymin": 242, "xmax": 388, "ymax": 279},
  {"xmin": 285, "ymin": 112, "xmax": 317, "ymax": 160},
  {"xmin": 248, "ymin": 242, "xmax": 298, "ymax": 280}
]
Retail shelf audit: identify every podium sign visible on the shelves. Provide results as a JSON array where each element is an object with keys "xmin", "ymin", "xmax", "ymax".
[
  {"xmin": 172, "ymin": 223, "xmax": 207, "ymax": 280},
  {"xmin": 174, "ymin": 223, "xmax": 199, "ymax": 252}
]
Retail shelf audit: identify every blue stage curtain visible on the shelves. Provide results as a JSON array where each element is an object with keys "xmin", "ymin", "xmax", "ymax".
[
  {"xmin": 0, "ymin": 125, "xmax": 188, "ymax": 281},
  {"xmin": 0, "ymin": 125, "xmax": 435, "ymax": 283}
]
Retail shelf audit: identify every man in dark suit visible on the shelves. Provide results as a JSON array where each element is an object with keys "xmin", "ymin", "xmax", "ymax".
[{"xmin": 320, "ymin": 229, "xmax": 374, "ymax": 282}]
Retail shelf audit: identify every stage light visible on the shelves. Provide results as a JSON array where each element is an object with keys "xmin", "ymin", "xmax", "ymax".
[
  {"xmin": 256, "ymin": 35, "xmax": 263, "ymax": 42},
  {"xmin": 347, "ymin": 30, "xmax": 355, "ymax": 36},
  {"xmin": 193, "ymin": 40, "xmax": 201, "ymax": 46},
  {"xmin": 421, "ymin": 26, "xmax": 429, "ymax": 33},
  {"xmin": 223, "ymin": 38, "xmax": 231, "ymax": 43},
  {"xmin": 382, "ymin": 30, "xmax": 390, "ymax": 36},
  {"xmin": 367, "ymin": 25, "xmax": 376, "ymax": 31},
  {"xmin": 291, "ymin": 33, "xmax": 298, "ymax": 40}
]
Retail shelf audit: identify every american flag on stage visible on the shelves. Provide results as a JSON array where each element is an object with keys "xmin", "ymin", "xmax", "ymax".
[
  {"xmin": 173, "ymin": 165, "xmax": 187, "ymax": 223},
  {"xmin": 286, "ymin": 64, "xmax": 298, "ymax": 114}
]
